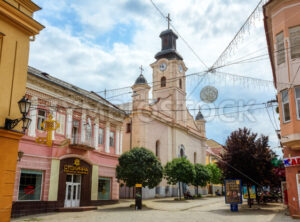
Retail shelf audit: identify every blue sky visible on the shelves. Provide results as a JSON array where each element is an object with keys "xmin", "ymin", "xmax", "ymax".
[{"xmin": 29, "ymin": 0, "xmax": 281, "ymax": 155}]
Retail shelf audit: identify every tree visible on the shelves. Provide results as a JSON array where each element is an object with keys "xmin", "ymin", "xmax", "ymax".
[
  {"xmin": 217, "ymin": 127, "xmax": 274, "ymax": 207},
  {"xmin": 193, "ymin": 164, "xmax": 210, "ymax": 195},
  {"xmin": 116, "ymin": 147, "xmax": 163, "ymax": 189},
  {"xmin": 164, "ymin": 158, "xmax": 195, "ymax": 200},
  {"xmin": 206, "ymin": 163, "xmax": 222, "ymax": 185}
]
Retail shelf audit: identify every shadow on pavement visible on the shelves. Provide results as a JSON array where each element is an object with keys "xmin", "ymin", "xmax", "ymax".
[{"xmin": 97, "ymin": 206, "xmax": 153, "ymax": 212}]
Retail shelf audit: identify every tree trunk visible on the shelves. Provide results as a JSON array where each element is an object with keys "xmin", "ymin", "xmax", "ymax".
[
  {"xmin": 178, "ymin": 182, "xmax": 182, "ymax": 200},
  {"xmin": 247, "ymin": 184, "xmax": 252, "ymax": 208},
  {"xmin": 255, "ymin": 186, "xmax": 259, "ymax": 205}
]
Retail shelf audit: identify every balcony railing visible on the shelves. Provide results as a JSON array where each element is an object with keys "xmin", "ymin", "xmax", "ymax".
[{"xmin": 70, "ymin": 134, "xmax": 95, "ymax": 150}]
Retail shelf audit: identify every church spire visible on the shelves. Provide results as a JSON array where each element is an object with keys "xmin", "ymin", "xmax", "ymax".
[{"xmin": 154, "ymin": 13, "xmax": 183, "ymax": 61}]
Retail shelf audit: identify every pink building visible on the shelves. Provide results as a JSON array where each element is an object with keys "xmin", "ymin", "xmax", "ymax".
[{"xmin": 11, "ymin": 67, "xmax": 126, "ymax": 217}]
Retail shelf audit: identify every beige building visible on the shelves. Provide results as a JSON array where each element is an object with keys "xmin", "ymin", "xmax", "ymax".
[{"xmin": 121, "ymin": 28, "xmax": 207, "ymax": 198}]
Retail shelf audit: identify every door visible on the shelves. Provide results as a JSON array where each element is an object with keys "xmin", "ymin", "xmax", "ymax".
[
  {"xmin": 296, "ymin": 174, "xmax": 300, "ymax": 207},
  {"xmin": 64, "ymin": 175, "xmax": 81, "ymax": 207}
]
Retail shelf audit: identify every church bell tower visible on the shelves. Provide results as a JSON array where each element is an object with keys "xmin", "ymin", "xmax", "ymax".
[{"xmin": 150, "ymin": 15, "xmax": 188, "ymax": 122}]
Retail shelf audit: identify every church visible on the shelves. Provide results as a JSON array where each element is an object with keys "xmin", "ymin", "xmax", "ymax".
[{"xmin": 121, "ymin": 27, "xmax": 207, "ymax": 198}]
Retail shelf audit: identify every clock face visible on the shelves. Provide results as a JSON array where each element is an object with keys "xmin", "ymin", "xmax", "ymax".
[
  {"xmin": 179, "ymin": 64, "xmax": 183, "ymax": 73},
  {"xmin": 160, "ymin": 63, "xmax": 167, "ymax": 71}
]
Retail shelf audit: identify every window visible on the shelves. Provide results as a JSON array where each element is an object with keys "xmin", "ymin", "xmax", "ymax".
[
  {"xmin": 18, "ymin": 169, "xmax": 43, "ymax": 200},
  {"xmin": 86, "ymin": 117, "xmax": 92, "ymax": 141},
  {"xmin": 155, "ymin": 140, "xmax": 160, "ymax": 157},
  {"xmin": 179, "ymin": 79, "xmax": 182, "ymax": 89},
  {"xmin": 37, "ymin": 109, "xmax": 46, "ymax": 130},
  {"xmin": 281, "ymin": 89, "xmax": 290, "ymax": 122},
  {"xmin": 161, "ymin": 77, "xmax": 166, "ymax": 87},
  {"xmin": 289, "ymin": 26, "xmax": 300, "ymax": 59},
  {"xmin": 194, "ymin": 152, "xmax": 197, "ymax": 164},
  {"xmin": 56, "ymin": 113, "xmax": 65, "ymax": 135},
  {"xmin": 276, "ymin": 32, "xmax": 285, "ymax": 65},
  {"xmin": 72, "ymin": 119, "xmax": 80, "ymax": 144},
  {"xmin": 295, "ymin": 87, "xmax": 300, "ymax": 119},
  {"xmin": 98, "ymin": 177, "xmax": 111, "ymax": 200},
  {"xmin": 126, "ymin": 123, "xmax": 131, "ymax": 133},
  {"xmin": 98, "ymin": 128, "xmax": 104, "ymax": 145},
  {"xmin": 109, "ymin": 131, "xmax": 114, "ymax": 147}
]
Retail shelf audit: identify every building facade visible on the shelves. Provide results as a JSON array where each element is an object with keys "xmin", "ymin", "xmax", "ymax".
[
  {"xmin": 0, "ymin": 1, "xmax": 43, "ymax": 221},
  {"xmin": 264, "ymin": 0, "xmax": 300, "ymax": 217},
  {"xmin": 121, "ymin": 28, "xmax": 207, "ymax": 199},
  {"xmin": 11, "ymin": 67, "xmax": 126, "ymax": 217}
]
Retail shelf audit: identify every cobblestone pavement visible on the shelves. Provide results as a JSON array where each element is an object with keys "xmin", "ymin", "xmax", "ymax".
[{"xmin": 12, "ymin": 197, "xmax": 293, "ymax": 222}]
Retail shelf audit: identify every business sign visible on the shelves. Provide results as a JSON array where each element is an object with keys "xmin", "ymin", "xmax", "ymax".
[
  {"xmin": 284, "ymin": 157, "xmax": 300, "ymax": 167},
  {"xmin": 63, "ymin": 159, "xmax": 88, "ymax": 174},
  {"xmin": 224, "ymin": 179, "xmax": 242, "ymax": 204},
  {"xmin": 243, "ymin": 185, "xmax": 256, "ymax": 199}
]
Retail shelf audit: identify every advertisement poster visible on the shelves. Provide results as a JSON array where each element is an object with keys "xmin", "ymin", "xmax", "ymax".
[
  {"xmin": 224, "ymin": 180, "xmax": 242, "ymax": 204},
  {"xmin": 243, "ymin": 185, "xmax": 256, "ymax": 199}
]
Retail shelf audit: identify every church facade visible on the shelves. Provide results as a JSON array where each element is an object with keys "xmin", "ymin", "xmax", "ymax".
[{"xmin": 121, "ymin": 28, "xmax": 207, "ymax": 198}]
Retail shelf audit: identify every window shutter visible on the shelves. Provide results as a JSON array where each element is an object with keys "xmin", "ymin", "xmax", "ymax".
[
  {"xmin": 276, "ymin": 32, "xmax": 285, "ymax": 65},
  {"xmin": 289, "ymin": 26, "xmax": 300, "ymax": 59}
]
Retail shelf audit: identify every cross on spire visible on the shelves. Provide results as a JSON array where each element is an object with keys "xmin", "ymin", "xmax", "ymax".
[
  {"xmin": 139, "ymin": 65, "xmax": 144, "ymax": 75},
  {"xmin": 166, "ymin": 13, "xmax": 171, "ymax": 29}
]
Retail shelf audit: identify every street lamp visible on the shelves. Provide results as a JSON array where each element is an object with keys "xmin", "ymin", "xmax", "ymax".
[{"xmin": 4, "ymin": 96, "xmax": 32, "ymax": 132}]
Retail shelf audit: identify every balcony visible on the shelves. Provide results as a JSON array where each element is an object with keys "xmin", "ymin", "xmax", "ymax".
[{"xmin": 69, "ymin": 135, "xmax": 95, "ymax": 151}]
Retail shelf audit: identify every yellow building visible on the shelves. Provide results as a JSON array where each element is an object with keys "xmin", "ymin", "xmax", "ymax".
[
  {"xmin": 206, "ymin": 139, "xmax": 224, "ymax": 165},
  {"xmin": 0, "ymin": 1, "xmax": 43, "ymax": 221}
]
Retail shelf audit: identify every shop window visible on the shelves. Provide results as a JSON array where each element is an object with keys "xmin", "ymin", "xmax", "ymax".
[
  {"xmin": 289, "ymin": 26, "xmax": 300, "ymax": 59},
  {"xmin": 126, "ymin": 123, "xmax": 131, "ymax": 133},
  {"xmin": 281, "ymin": 89, "xmax": 290, "ymax": 122},
  {"xmin": 18, "ymin": 169, "xmax": 43, "ymax": 201},
  {"xmin": 56, "ymin": 112, "xmax": 65, "ymax": 135},
  {"xmin": 109, "ymin": 131, "xmax": 114, "ymax": 147},
  {"xmin": 98, "ymin": 128, "xmax": 104, "ymax": 145},
  {"xmin": 295, "ymin": 87, "xmax": 300, "ymax": 119},
  {"xmin": 276, "ymin": 32, "xmax": 285, "ymax": 65},
  {"xmin": 161, "ymin": 77, "xmax": 166, "ymax": 87},
  {"xmin": 37, "ymin": 109, "xmax": 46, "ymax": 130},
  {"xmin": 98, "ymin": 177, "xmax": 111, "ymax": 200}
]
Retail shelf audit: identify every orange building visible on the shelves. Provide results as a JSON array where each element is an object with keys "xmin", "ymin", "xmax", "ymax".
[
  {"xmin": 0, "ymin": 1, "xmax": 43, "ymax": 221},
  {"xmin": 264, "ymin": 0, "xmax": 300, "ymax": 217}
]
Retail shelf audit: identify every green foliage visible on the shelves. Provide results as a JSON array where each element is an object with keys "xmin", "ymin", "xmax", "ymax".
[
  {"xmin": 164, "ymin": 158, "xmax": 195, "ymax": 185},
  {"xmin": 217, "ymin": 127, "xmax": 274, "ymax": 186},
  {"xmin": 193, "ymin": 164, "xmax": 210, "ymax": 187},
  {"xmin": 116, "ymin": 147, "xmax": 163, "ymax": 188},
  {"xmin": 206, "ymin": 163, "xmax": 222, "ymax": 184}
]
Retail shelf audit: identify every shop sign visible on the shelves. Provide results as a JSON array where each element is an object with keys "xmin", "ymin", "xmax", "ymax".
[
  {"xmin": 224, "ymin": 179, "xmax": 242, "ymax": 204},
  {"xmin": 63, "ymin": 159, "xmax": 88, "ymax": 174},
  {"xmin": 284, "ymin": 157, "xmax": 300, "ymax": 167}
]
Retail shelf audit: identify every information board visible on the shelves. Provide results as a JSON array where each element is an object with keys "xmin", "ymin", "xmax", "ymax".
[{"xmin": 224, "ymin": 179, "xmax": 242, "ymax": 204}]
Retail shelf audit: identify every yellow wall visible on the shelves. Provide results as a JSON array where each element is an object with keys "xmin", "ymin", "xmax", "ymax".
[
  {"xmin": 0, "ymin": 1, "xmax": 43, "ymax": 221},
  {"xmin": 48, "ymin": 159, "xmax": 60, "ymax": 201}
]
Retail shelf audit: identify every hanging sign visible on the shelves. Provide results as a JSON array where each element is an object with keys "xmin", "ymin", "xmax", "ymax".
[
  {"xmin": 35, "ymin": 114, "xmax": 60, "ymax": 147},
  {"xmin": 284, "ymin": 157, "xmax": 300, "ymax": 167}
]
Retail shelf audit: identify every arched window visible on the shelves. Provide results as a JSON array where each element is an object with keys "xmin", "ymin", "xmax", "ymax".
[
  {"xmin": 179, "ymin": 79, "xmax": 182, "ymax": 89},
  {"xmin": 155, "ymin": 140, "xmax": 160, "ymax": 157},
  {"xmin": 180, "ymin": 148, "xmax": 184, "ymax": 157},
  {"xmin": 161, "ymin": 77, "xmax": 166, "ymax": 87},
  {"xmin": 194, "ymin": 152, "xmax": 197, "ymax": 164}
]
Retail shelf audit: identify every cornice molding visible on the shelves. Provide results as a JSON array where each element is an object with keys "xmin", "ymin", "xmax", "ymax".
[{"xmin": 0, "ymin": 1, "xmax": 44, "ymax": 35}]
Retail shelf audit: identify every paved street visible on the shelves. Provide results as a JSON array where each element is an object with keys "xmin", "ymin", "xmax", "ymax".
[{"xmin": 12, "ymin": 197, "xmax": 293, "ymax": 222}]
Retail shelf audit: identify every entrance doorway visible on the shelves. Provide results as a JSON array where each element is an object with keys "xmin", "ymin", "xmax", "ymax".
[{"xmin": 64, "ymin": 174, "xmax": 81, "ymax": 207}]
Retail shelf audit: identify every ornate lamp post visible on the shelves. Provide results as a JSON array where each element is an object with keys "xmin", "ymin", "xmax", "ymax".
[{"xmin": 4, "ymin": 96, "xmax": 32, "ymax": 132}]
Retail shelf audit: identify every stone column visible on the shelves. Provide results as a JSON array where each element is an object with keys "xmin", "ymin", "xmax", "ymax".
[
  {"xmin": 81, "ymin": 112, "xmax": 86, "ymax": 143},
  {"xmin": 66, "ymin": 109, "xmax": 73, "ymax": 139},
  {"xmin": 119, "ymin": 128, "xmax": 123, "ymax": 154},
  {"xmin": 105, "ymin": 122, "xmax": 110, "ymax": 153},
  {"xmin": 94, "ymin": 118, "xmax": 99, "ymax": 149},
  {"xmin": 115, "ymin": 127, "xmax": 120, "ymax": 155},
  {"xmin": 28, "ymin": 96, "xmax": 38, "ymax": 137}
]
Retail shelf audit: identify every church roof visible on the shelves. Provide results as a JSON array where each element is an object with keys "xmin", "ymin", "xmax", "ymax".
[
  {"xmin": 134, "ymin": 74, "xmax": 148, "ymax": 85},
  {"xmin": 195, "ymin": 110, "xmax": 204, "ymax": 120}
]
